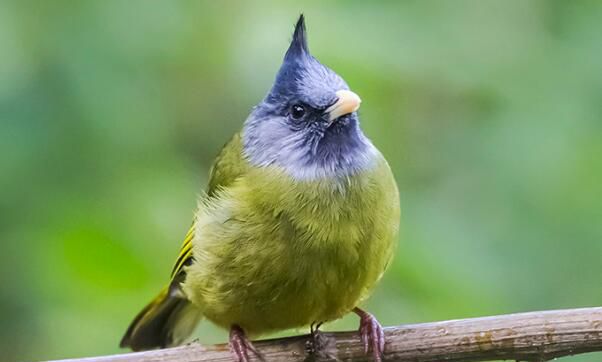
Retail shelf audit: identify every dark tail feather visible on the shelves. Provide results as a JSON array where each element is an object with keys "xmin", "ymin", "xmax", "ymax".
[{"xmin": 120, "ymin": 287, "xmax": 202, "ymax": 351}]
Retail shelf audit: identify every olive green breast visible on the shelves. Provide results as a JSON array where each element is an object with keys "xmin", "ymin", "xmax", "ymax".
[{"xmin": 182, "ymin": 150, "xmax": 400, "ymax": 335}]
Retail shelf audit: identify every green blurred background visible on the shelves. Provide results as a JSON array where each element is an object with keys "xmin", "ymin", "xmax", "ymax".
[{"xmin": 1, "ymin": 1, "xmax": 601, "ymax": 361}]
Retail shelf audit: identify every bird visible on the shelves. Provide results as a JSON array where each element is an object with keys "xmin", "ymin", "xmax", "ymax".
[{"xmin": 120, "ymin": 14, "xmax": 400, "ymax": 362}]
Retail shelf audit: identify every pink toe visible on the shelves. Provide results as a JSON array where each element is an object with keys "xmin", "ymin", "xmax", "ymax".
[{"xmin": 355, "ymin": 308, "xmax": 386, "ymax": 361}]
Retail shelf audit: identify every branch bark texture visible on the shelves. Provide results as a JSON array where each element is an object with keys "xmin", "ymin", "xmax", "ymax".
[{"xmin": 50, "ymin": 307, "xmax": 602, "ymax": 362}]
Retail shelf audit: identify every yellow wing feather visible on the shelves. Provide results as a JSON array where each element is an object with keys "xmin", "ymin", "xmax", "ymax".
[{"xmin": 170, "ymin": 223, "xmax": 195, "ymax": 280}]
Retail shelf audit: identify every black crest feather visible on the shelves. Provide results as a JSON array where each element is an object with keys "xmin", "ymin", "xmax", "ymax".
[{"xmin": 285, "ymin": 14, "xmax": 309, "ymax": 59}]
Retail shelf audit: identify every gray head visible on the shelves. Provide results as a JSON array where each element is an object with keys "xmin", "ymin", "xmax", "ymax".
[{"xmin": 243, "ymin": 15, "xmax": 377, "ymax": 181}]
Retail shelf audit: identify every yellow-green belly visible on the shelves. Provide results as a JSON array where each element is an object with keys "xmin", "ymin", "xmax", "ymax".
[{"xmin": 182, "ymin": 161, "xmax": 399, "ymax": 336}]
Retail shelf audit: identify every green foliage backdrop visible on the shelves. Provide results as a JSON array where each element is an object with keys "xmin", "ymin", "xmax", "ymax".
[{"xmin": 1, "ymin": 1, "xmax": 601, "ymax": 361}]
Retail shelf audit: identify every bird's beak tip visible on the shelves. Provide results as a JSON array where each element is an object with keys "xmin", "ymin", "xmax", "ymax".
[{"xmin": 327, "ymin": 90, "xmax": 361, "ymax": 122}]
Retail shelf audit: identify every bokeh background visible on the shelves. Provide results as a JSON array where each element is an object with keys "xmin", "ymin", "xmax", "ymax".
[{"xmin": 1, "ymin": 1, "xmax": 601, "ymax": 361}]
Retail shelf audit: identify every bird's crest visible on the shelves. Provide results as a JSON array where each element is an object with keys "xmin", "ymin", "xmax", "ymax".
[{"xmin": 285, "ymin": 14, "xmax": 309, "ymax": 60}]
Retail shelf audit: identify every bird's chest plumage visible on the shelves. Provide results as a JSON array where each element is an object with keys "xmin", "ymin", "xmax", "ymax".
[{"xmin": 182, "ymin": 163, "xmax": 398, "ymax": 335}]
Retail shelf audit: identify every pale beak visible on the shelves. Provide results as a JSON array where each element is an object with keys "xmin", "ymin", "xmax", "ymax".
[{"xmin": 326, "ymin": 90, "xmax": 361, "ymax": 122}]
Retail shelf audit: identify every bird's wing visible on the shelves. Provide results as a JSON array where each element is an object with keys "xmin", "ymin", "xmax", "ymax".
[{"xmin": 169, "ymin": 132, "xmax": 247, "ymax": 287}]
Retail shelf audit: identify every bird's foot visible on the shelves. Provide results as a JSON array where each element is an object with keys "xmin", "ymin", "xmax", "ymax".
[
  {"xmin": 306, "ymin": 321, "xmax": 336, "ymax": 360},
  {"xmin": 306, "ymin": 321, "xmax": 325, "ymax": 355},
  {"xmin": 310, "ymin": 321, "xmax": 324, "ymax": 340},
  {"xmin": 229, "ymin": 325, "xmax": 259, "ymax": 362},
  {"xmin": 354, "ymin": 307, "xmax": 385, "ymax": 362}
]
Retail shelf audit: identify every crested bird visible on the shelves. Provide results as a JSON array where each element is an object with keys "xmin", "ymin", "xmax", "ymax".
[{"xmin": 121, "ymin": 15, "xmax": 400, "ymax": 362}]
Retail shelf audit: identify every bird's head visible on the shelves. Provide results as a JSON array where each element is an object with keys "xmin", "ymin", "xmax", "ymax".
[{"xmin": 243, "ymin": 15, "xmax": 377, "ymax": 181}]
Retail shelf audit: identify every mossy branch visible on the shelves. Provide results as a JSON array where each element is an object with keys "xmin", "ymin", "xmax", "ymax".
[{"xmin": 49, "ymin": 307, "xmax": 602, "ymax": 362}]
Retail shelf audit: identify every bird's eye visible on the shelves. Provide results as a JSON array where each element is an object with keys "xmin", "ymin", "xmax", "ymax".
[{"xmin": 290, "ymin": 104, "xmax": 306, "ymax": 120}]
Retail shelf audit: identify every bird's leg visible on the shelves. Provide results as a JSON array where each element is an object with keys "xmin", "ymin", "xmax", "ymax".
[
  {"xmin": 229, "ymin": 325, "xmax": 258, "ymax": 362},
  {"xmin": 353, "ymin": 307, "xmax": 385, "ymax": 362}
]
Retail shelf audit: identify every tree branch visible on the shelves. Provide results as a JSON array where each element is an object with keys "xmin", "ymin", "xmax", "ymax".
[{"xmin": 50, "ymin": 307, "xmax": 602, "ymax": 362}]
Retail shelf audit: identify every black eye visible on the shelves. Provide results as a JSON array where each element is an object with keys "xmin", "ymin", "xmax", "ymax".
[{"xmin": 290, "ymin": 104, "xmax": 306, "ymax": 120}]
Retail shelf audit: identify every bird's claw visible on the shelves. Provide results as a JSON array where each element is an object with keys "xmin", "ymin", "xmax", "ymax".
[
  {"xmin": 229, "ymin": 325, "xmax": 259, "ymax": 362},
  {"xmin": 307, "ymin": 321, "xmax": 337, "ymax": 360},
  {"xmin": 354, "ymin": 308, "xmax": 385, "ymax": 362}
]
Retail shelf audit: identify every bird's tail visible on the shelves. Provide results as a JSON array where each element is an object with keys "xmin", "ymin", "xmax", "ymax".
[{"xmin": 120, "ymin": 286, "xmax": 202, "ymax": 351}]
